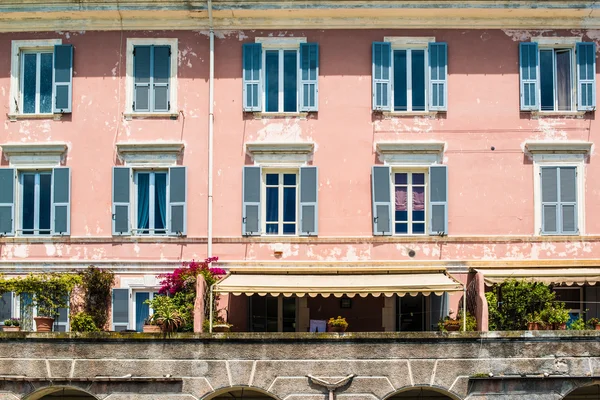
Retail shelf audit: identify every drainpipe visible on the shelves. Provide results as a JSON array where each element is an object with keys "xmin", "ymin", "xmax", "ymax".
[
  {"xmin": 463, "ymin": 286, "xmax": 467, "ymax": 332},
  {"xmin": 207, "ymin": 0, "xmax": 214, "ymax": 257}
]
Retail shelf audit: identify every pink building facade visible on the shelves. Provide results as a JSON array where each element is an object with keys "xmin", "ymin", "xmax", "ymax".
[{"xmin": 1, "ymin": 1, "xmax": 600, "ymax": 333}]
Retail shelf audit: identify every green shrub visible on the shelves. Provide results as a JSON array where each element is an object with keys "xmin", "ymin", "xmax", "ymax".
[
  {"xmin": 569, "ymin": 316, "xmax": 586, "ymax": 330},
  {"xmin": 70, "ymin": 312, "xmax": 99, "ymax": 332},
  {"xmin": 79, "ymin": 266, "xmax": 115, "ymax": 331}
]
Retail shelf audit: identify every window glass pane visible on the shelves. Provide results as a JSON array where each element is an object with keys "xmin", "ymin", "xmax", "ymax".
[
  {"xmin": 282, "ymin": 297, "xmax": 296, "ymax": 332},
  {"xmin": 154, "ymin": 173, "xmax": 167, "ymax": 232},
  {"xmin": 283, "ymin": 224, "xmax": 296, "ymax": 234},
  {"xmin": 39, "ymin": 174, "xmax": 51, "ymax": 233},
  {"xmin": 266, "ymin": 296, "xmax": 278, "ymax": 332},
  {"xmin": 137, "ymin": 173, "xmax": 150, "ymax": 233},
  {"xmin": 395, "ymin": 187, "xmax": 407, "ymax": 211},
  {"xmin": 411, "ymin": 50, "xmax": 426, "ymax": 111},
  {"xmin": 39, "ymin": 53, "xmax": 53, "ymax": 114},
  {"xmin": 412, "ymin": 223, "xmax": 425, "ymax": 234},
  {"xmin": 395, "ymin": 173, "xmax": 407, "ymax": 185},
  {"xmin": 266, "ymin": 173, "xmax": 278, "ymax": 185},
  {"xmin": 22, "ymin": 174, "xmax": 35, "ymax": 234},
  {"xmin": 283, "ymin": 174, "xmax": 296, "ymax": 185},
  {"xmin": 22, "ymin": 54, "xmax": 37, "ymax": 114},
  {"xmin": 413, "ymin": 186, "xmax": 425, "ymax": 211},
  {"xmin": 412, "ymin": 173, "xmax": 425, "ymax": 185},
  {"xmin": 413, "ymin": 210, "xmax": 425, "ymax": 223},
  {"xmin": 266, "ymin": 223, "xmax": 278, "ymax": 234},
  {"xmin": 556, "ymin": 50, "xmax": 572, "ymax": 111},
  {"xmin": 540, "ymin": 50, "xmax": 555, "ymax": 111},
  {"xmin": 395, "ymin": 210, "xmax": 408, "ymax": 222},
  {"xmin": 266, "ymin": 187, "xmax": 278, "ymax": 223},
  {"xmin": 283, "ymin": 50, "xmax": 297, "ymax": 113},
  {"xmin": 393, "ymin": 50, "xmax": 407, "ymax": 111},
  {"xmin": 283, "ymin": 187, "xmax": 296, "ymax": 222},
  {"xmin": 395, "ymin": 223, "xmax": 408, "ymax": 234},
  {"xmin": 265, "ymin": 50, "xmax": 279, "ymax": 112}
]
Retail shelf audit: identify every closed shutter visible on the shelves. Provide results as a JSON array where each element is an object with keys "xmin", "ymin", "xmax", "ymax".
[
  {"xmin": 153, "ymin": 45, "xmax": 171, "ymax": 112},
  {"xmin": 52, "ymin": 167, "xmax": 70, "ymax": 235},
  {"xmin": 168, "ymin": 166, "xmax": 187, "ymax": 235},
  {"xmin": 372, "ymin": 42, "xmax": 392, "ymax": 111},
  {"xmin": 0, "ymin": 168, "xmax": 15, "ymax": 236},
  {"xmin": 541, "ymin": 166, "xmax": 577, "ymax": 235},
  {"xmin": 299, "ymin": 43, "xmax": 319, "ymax": 112},
  {"xmin": 112, "ymin": 167, "xmax": 131, "ymax": 236},
  {"xmin": 519, "ymin": 42, "xmax": 539, "ymax": 111},
  {"xmin": 541, "ymin": 167, "xmax": 558, "ymax": 234},
  {"xmin": 371, "ymin": 166, "xmax": 392, "ymax": 235},
  {"xmin": 299, "ymin": 166, "xmax": 318, "ymax": 236},
  {"xmin": 429, "ymin": 42, "xmax": 448, "ymax": 111},
  {"xmin": 242, "ymin": 166, "xmax": 261, "ymax": 235},
  {"xmin": 53, "ymin": 44, "xmax": 73, "ymax": 113},
  {"xmin": 0, "ymin": 292, "xmax": 13, "ymax": 322},
  {"xmin": 20, "ymin": 293, "xmax": 33, "ymax": 331},
  {"xmin": 243, "ymin": 43, "xmax": 262, "ymax": 112},
  {"xmin": 53, "ymin": 296, "xmax": 69, "ymax": 332},
  {"xmin": 560, "ymin": 167, "xmax": 578, "ymax": 234},
  {"xmin": 429, "ymin": 165, "xmax": 448, "ymax": 235},
  {"xmin": 576, "ymin": 42, "xmax": 596, "ymax": 111},
  {"xmin": 133, "ymin": 46, "xmax": 151, "ymax": 112},
  {"xmin": 112, "ymin": 288, "xmax": 130, "ymax": 331}
]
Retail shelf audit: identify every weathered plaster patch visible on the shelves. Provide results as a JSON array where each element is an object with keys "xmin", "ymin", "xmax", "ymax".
[
  {"xmin": 535, "ymin": 119, "xmax": 568, "ymax": 140},
  {"xmin": 45, "ymin": 244, "xmax": 56, "ymax": 257},
  {"xmin": 252, "ymin": 119, "xmax": 303, "ymax": 142},
  {"xmin": 196, "ymin": 30, "xmax": 247, "ymax": 41},
  {"xmin": 502, "ymin": 29, "xmax": 552, "ymax": 41},
  {"xmin": 266, "ymin": 243, "xmax": 299, "ymax": 259}
]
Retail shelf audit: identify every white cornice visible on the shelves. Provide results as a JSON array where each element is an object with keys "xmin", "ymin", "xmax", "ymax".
[
  {"xmin": 376, "ymin": 141, "xmax": 445, "ymax": 165},
  {"xmin": 1, "ymin": 142, "xmax": 68, "ymax": 167},
  {"xmin": 524, "ymin": 141, "xmax": 593, "ymax": 155},
  {"xmin": 246, "ymin": 142, "xmax": 314, "ymax": 165},
  {"xmin": 116, "ymin": 141, "xmax": 185, "ymax": 166}
]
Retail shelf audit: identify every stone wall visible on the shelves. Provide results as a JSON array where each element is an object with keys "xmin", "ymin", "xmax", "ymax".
[{"xmin": 0, "ymin": 332, "xmax": 599, "ymax": 400}]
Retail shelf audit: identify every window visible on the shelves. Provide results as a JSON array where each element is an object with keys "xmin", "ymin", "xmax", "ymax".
[
  {"xmin": 125, "ymin": 38, "xmax": 178, "ymax": 116},
  {"xmin": 541, "ymin": 166, "xmax": 578, "ymax": 235},
  {"xmin": 393, "ymin": 171, "xmax": 427, "ymax": 235},
  {"xmin": 21, "ymin": 171, "xmax": 52, "ymax": 235},
  {"xmin": 10, "ymin": 40, "xmax": 73, "ymax": 117},
  {"xmin": 242, "ymin": 39, "xmax": 319, "ymax": 113},
  {"xmin": 242, "ymin": 166, "xmax": 318, "ymax": 236},
  {"xmin": 372, "ymin": 39, "xmax": 447, "ymax": 112},
  {"xmin": 249, "ymin": 295, "xmax": 297, "ymax": 332},
  {"xmin": 134, "ymin": 291, "xmax": 158, "ymax": 332},
  {"xmin": 112, "ymin": 166, "xmax": 187, "ymax": 236},
  {"xmin": 520, "ymin": 40, "xmax": 596, "ymax": 112},
  {"xmin": 554, "ymin": 287, "xmax": 582, "ymax": 325}
]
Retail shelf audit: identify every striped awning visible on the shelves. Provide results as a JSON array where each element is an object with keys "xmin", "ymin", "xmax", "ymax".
[{"xmin": 477, "ymin": 268, "xmax": 600, "ymax": 286}]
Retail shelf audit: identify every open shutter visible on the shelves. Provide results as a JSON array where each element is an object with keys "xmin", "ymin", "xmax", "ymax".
[
  {"xmin": 243, "ymin": 166, "xmax": 261, "ymax": 236},
  {"xmin": 429, "ymin": 42, "xmax": 448, "ymax": 111},
  {"xmin": 371, "ymin": 165, "xmax": 392, "ymax": 235},
  {"xmin": 577, "ymin": 42, "xmax": 596, "ymax": 111},
  {"xmin": 168, "ymin": 166, "xmax": 187, "ymax": 235},
  {"xmin": 112, "ymin": 167, "xmax": 131, "ymax": 236},
  {"xmin": 559, "ymin": 167, "xmax": 578, "ymax": 234},
  {"xmin": 243, "ymin": 43, "xmax": 262, "ymax": 112},
  {"xmin": 0, "ymin": 168, "xmax": 15, "ymax": 236},
  {"xmin": 153, "ymin": 45, "xmax": 171, "ymax": 112},
  {"xmin": 519, "ymin": 42, "xmax": 539, "ymax": 111},
  {"xmin": 112, "ymin": 288, "xmax": 130, "ymax": 331},
  {"xmin": 20, "ymin": 293, "xmax": 33, "ymax": 331},
  {"xmin": 52, "ymin": 167, "xmax": 70, "ymax": 235},
  {"xmin": 300, "ymin": 43, "xmax": 319, "ymax": 112},
  {"xmin": 0, "ymin": 292, "xmax": 13, "ymax": 322},
  {"xmin": 53, "ymin": 44, "xmax": 73, "ymax": 113},
  {"xmin": 299, "ymin": 166, "xmax": 318, "ymax": 236},
  {"xmin": 53, "ymin": 296, "xmax": 69, "ymax": 332},
  {"xmin": 429, "ymin": 165, "xmax": 448, "ymax": 235},
  {"xmin": 133, "ymin": 45, "xmax": 151, "ymax": 112},
  {"xmin": 372, "ymin": 42, "xmax": 392, "ymax": 111}
]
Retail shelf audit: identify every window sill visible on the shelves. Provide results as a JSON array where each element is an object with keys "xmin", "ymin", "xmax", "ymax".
[
  {"xmin": 530, "ymin": 111, "xmax": 587, "ymax": 119},
  {"xmin": 250, "ymin": 112, "xmax": 309, "ymax": 119},
  {"xmin": 8, "ymin": 113, "xmax": 62, "ymax": 122},
  {"xmin": 381, "ymin": 111, "xmax": 439, "ymax": 119},
  {"xmin": 123, "ymin": 112, "xmax": 179, "ymax": 121}
]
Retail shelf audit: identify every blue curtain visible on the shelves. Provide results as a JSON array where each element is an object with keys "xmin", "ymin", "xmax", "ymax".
[
  {"xmin": 137, "ymin": 174, "xmax": 150, "ymax": 233},
  {"xmin": 135, "ymin": 292, "xmax": 150, "ymax": 332},
  {"xmin": 155, "ymin": 173, "xmax": 167, "ymax": 231}
]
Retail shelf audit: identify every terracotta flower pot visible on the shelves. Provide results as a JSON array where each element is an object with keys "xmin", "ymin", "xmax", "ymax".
[
  {"xmin": 555, "ymin": 323, "xmax": 567, "ymax": 330},
  {"xmin": 527, "ymin": 322, "xmax": 535, "ymax": 330},
  {"xmin": 34, "ymin": 317, "xmax": 55, "ymax": 332},
  {"xmin": 2, "ymin": 326, "xmax": 20, "ymax": 332},
  {"xmin": 595, "ymin": 324, "xmax": 600, "ymax": 331},
  {"xmin": 444, "ymin": 322, "xmax": 460, "ymax": 332},
  {"xmin": 142, "ymin": 325, "xmax": 161, "ymax": 333},
  {"xmin": 328, "ymin": 325, "xmax": 347, "ymax": 332},
  {"xmin": 212, "ymin": 324, "xmax": 231, "ymax": 333}
]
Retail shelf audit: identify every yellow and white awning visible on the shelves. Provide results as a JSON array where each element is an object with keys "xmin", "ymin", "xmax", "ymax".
[
  {"xmin": 212, "ymin": 267, "xmax": 464, "ymax": 297},
  {"xmin": 476, "ymin": 268, "xmax": 600, "ymax": 286}
]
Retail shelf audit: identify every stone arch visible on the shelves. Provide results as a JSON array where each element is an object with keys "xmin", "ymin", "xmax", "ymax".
[
  {"xmin": 563, "ymin": 383, "xmax": 600, "ymax": 399},
  {"xmin": 383, "ymin": 385, "xmax": 463, "ymax": 400},
  {"xmin": 22, "ymin": 386, "xmax": 98, "ymax": 400},
  {"xmin": 202, "ymin": 386, "xmax": 282, "ymax": 400}
]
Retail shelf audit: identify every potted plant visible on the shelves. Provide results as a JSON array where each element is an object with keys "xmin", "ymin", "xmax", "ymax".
[
  {"xmin": 145, "ymin": 295, "xmax": 185, "ymax": 333},
  {"xmin": 212, "ymin": 318, "xmax": 232, "ymax": 333},
  {"xmin": 587, "ymin": 317, "xmax": 600, "ymax": 331},
  {"xmin": 327, "ymin": 316, "xmax": 348, "ymax": 332},
  {"xmin": 526, "ymin": 312, "xmax": 542, "ymax": 330},
  {"xmin": 440, "ymin": 316, "xmax": 461, "ymax": 332},
  {"xmin": 3, "ymin": 318, "xmax": 20, "ymax": 332},
  {"xmin": 142, "ymin": 316, "xmax": 161, "ymax": 333}
]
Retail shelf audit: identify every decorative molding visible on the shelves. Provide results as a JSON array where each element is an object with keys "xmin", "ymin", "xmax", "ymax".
[
  {"xmin": 383, "ymin": 36, "xmax": 435, "ymax": 48},
  {"xmin": 255, "ymin": 37, "xmax": 306, "ymax": 48},
  {"xmin": 246, "ymin": 142, "xmax": 314, "ymax": 165},
  {"xmin": 524, "ymin": 140, "xmax": 592, "ymax": 154},
  {"xmin": 116, "ymin": 141, "xmax": 185, "ymax": 166},
  {"xmin": 532, "ymin": 36, "xmax": 582, "ymax": 46},
  {"xmin": 376, "ymin": 141, "xmax": 445, "ymax": 165},
  {"xmin": 1, "ymin": 142, "xmax": 68, "ymax": 167}
]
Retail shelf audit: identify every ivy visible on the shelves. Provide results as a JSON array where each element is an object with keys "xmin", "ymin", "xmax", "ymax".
[{"xmin": 78, "ymin": 266, "xmax": 115, "ymax": 330}]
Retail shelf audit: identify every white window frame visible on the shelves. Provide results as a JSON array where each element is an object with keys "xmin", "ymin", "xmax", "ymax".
[
  {"xmin": 256, "ymin": 37, "xmax": 306, "ymax": 114},
  {"xmin": 17, "ymin": 170, "xmax": 53, "ymax": 237},
  {"xmin": 262, "ymin": 169, "xmax": 299, "ymax": 236},
  {"xmin": 9, "ymin": 39, "xmax": 62, "ymax": 119},
  {"xmin": 125, "ymin": 38, "xmax": 178, "ymax": 118},
  {"xmin": 391, "ymin": 168, "xmax": 428, "ymax": 236},
  {"xmin": 132, "ymin": 169, "xmax": 170, "ymax": 236},
  {"xmin": 132, "ymin": 290, "xmax": 159, "ymax": 331}
]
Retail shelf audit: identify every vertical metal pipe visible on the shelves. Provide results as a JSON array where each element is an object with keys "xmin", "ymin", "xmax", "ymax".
[{"xmin": 207, "ymin": 0, "xmax": 214, "ymax": 257}]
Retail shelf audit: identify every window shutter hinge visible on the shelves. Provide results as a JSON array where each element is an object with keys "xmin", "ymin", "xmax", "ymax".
[
  {"xmin": 132, "ymin": 102, "xmax": 135, "ymax": 110},
  {"xmin": 133, "ymin": 48, "xmax": 136, "ymax": 56},
  {"xmin": 169, "ymin": 48, "xmax": 172, "ymax": 56},
  {"xmin": 168, "ymin": 101, "xmax": 171, "ymax": 111}
]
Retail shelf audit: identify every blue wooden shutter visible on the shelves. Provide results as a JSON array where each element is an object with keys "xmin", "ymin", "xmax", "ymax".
[
  {"xmin": 541, "ymin": 167, "xmax": 558, "ymax": 234},
  {"xmin": 153, "ymin": 45, "xmax": 171, "ymax": 112},
  {"xmin": 168, "ymin": 166, "xmax": 187, "ymax": 235},
  {"xmin": 52, "ymin": 167, "xmax": 70, "ymax": 235},
  {"xmin": 372, "ymin": 42, "xmax": 392, "ymax": 111},
  {"xmin": 371, "ymin": 166, "xmax": 392, "ymax": 235},
  {"xmin": 53, "ymin": 44, "xmax": 73, "ymax": 113},
  {"xmin": 559, "ymin": 167, "xmax": 578, "ymax": 234},
  {"xmin": 429, "ymin": 42, "xmax": 448, "ymax": 111},
  {"xmin": 243, "ymin": 166, "xmax": 261, "ymax": 235},
  {"xmin": 112, "ymin": 288, "xmax": 130, "ymax": 331},
  {"xmin": 299, "ymin": 166, "xmax": 318, "ymax": 236},
  {"xmin": 20, "ymin": 293, "xmax": 33, "ymax": 331},
  {"xmin": 243, "ymin": 43, "xmax": 262, "ymax": 112},
  {"xmin": 300, "ymin": 43, "xmax": 319, "ymax": 112},
  {"xmin": 53, "ymin": 296, "xmax": 69, "ymax": 332},
  {"xmin": 577, "ymin": 42, "xmax": 596, "ymax": 111},
  {"xmin": 429, "ymin": 165, "xmax": 448, "ymax": 235},
  {"xmin": 133, "ymin": 46, "xmax": 151, "ymax": 112},
  {"xmin": 112, "ymin": 167, "xmax": 131, "ymax": 236},
  {"xmin": 0, "ymin": 168, "xmax": 15, "ymax": 236},
  {"xmin": 0, "ymin": 292, "xmax": 13, "ymax": 322},
  {"xmin": 519, "ymin": 42, "xmax": 539, "ymax": 111}
]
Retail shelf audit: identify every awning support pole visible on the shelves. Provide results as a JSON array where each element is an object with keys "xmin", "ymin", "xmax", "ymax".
[
  {"xmin": 209, "ymin": 285, "xmax": 214, "ymax": 333},
  {"xmin": 463, "ymin": 286, "xmax": 467, "ymax": 332}
]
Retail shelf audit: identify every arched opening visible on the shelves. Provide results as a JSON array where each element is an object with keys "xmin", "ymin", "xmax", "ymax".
[
  {"xmin": 387, "ymin": 387, "xmax": 460, "ymax": 400},
  {"xmin": 563, "ymin": 384, "xmax": 600, "ymax": 399},
  {"xmin": 23, "ymin": 386, "xmax": 97, "ymax": 400},
  {"xmin": 204, "ymin": 387, "xmax": 279, "ymax": 400}
]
